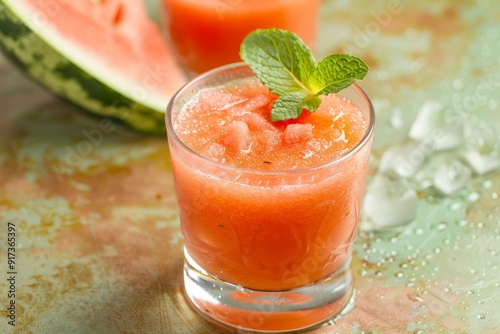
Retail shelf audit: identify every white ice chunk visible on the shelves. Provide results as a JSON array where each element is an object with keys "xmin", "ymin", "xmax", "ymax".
[
  {"xmin": 409, "ymin": 101, "xmax": 463, "ymax": 151},
  {"xmin": 463, "ymin": 124, "xmax": 500, "ymax": 175},
  {"xmin": 379, "ymin": 140, "xmax": 434, "ymax": 178},
  {"xmin": 390, "ymin": 108, "xmax": 404, "ymax": 129},
  {"xmin": 363, "ymin": 174, "xmax": 418, "ymax": 228},
  {"xmin": 433, "ymin": 160, "xmax": 471, "ymax": 195},
  {"xmin": 464, "ymin": 151, "xmax": 500, "ymax": 175}
]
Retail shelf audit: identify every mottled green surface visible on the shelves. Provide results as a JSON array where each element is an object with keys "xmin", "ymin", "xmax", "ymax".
[{"xmin": 0, "ymin": 0, "xmax": 499, "ymax": 333}]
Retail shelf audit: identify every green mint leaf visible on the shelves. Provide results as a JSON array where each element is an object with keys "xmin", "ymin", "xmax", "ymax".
[
  {"xmin": 240, "ymin": 28, "xmax": 316, "ymax": 97},
  {"xmin": 309, "ymin": 54, "xmax": 369, "ymax": 95},
  {"xmin": 270, "ymin": 92, "xmax": 308, "ymax": 122},
  {"xmin": 240, "ymin": 28, "xmax": 369, "ymax": 122},
  {"xmin": 299, "ymin": 95, "xmax": 322, "ymax": 112},
  {"xmin": 271, "ymin": 94, "xmax": 322, "ymax": 122}
]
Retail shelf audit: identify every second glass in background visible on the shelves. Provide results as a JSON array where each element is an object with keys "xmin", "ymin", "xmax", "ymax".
[{"xmin": 162, "ymin": 0, "xmax": 319, "ymax": 75}]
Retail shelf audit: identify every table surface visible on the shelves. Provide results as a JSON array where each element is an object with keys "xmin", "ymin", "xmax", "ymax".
[{"xmin": 1, "ymin": 0, "xmax": 500, "ymax": 333}]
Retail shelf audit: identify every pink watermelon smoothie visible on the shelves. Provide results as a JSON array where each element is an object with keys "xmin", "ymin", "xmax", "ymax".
[{"xmin": 168, "ymin": 73, "xmax": 373, "ymax": 291}]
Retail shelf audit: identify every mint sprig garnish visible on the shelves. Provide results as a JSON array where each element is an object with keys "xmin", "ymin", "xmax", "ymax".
[{"xmin": 240, "ymin": 29, "xmax": 369, "ymax": 122}]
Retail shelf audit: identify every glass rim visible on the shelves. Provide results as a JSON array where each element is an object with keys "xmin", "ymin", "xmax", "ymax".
[{"xmin": 165, "ymin": 62, "xmax": 375, "ymax": 176}]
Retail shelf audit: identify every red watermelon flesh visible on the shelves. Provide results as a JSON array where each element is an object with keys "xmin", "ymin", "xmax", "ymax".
[{"xmin": 13, "ymin": 0, "xmax": 187, "ymax": 112}]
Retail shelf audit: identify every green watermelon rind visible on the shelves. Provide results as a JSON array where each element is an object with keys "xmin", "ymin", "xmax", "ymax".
[{"xmin": 0, "ymin": 1, "xmax": 167, "ymax": 135}]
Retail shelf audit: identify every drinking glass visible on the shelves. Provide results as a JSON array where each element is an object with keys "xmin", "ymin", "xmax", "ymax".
[
  {"xmin": 162, "ymin": 0, "xmax": 319, "ymax": 75},
  {"xmin": 165, "ymin": 63, "xmax": 375, "ymax": 332}
]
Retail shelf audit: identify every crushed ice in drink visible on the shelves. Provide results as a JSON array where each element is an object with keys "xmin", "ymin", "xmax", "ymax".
[
  {"xmin": 379, "ymin": 140, "xmax": 433, "ymax": 178},
  {"xmin": 433, "ymin": 159, "xmax": 471, "ymax": 195},
  {"xmin": 282, "ymin": 123, "xmax": 314, "ymax": 145},
  {"xmin": 241, "ymin": 113, "xmax": 275, "ymax": 131},
  {"xmin": 463, "ymin": 124, "xmax": 500, "ymax": 175},
  {"xmin": 363, "ymin": 173, "xmax": 418, "ymax": 228},
  {"xmin": 239, "ymin": 94, "xmax": 271, "ymax": 113},
  {"xmin": 197, "ymin": 88, "xmax": 247, "ymax": 111},
  {"xmin": 257, "ymin": 130, "xmax": 280, "ymax": 153},
  {"xmin": 174, "ymin": 78, "xmax": 369, "ymax": 171},
  {"xmin": 224, "ymin": 121, "xmax": 251, "ymax": 154},
  {"xmin": 200, "ymin": 142, "xmax": 226, "ymax": 161},
  {"xmin": 409, "ymin": 100, "xmax": 463, "ymax": 151}
]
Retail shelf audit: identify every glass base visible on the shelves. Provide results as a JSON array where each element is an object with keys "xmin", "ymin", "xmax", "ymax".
[{"xmin": 183, "ymin": 251, "xmax": 354, "ymax": 332}]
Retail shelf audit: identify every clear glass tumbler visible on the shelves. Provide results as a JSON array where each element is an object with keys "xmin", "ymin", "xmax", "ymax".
[{"xmin": 165, "ymin": 63, "xmax": 375, "ymax": 332}]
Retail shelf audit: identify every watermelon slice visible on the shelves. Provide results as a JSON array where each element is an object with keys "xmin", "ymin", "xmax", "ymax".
[{"xmin": 0, "ymin": 0, "xmax": 187, "ymax": 134}]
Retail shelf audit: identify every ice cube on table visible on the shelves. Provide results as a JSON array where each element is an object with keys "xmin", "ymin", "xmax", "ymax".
[
  {"xmin": 463, "ymin": 124, "xmax": 500, "ymax": 175},
  {"xmin": 433, "ymin": 159, "xmax": 471, "ymax": 195},
  {"xmin": 463, "ymin": 151, "xmax": 500, "ymax": 175},
  {"xmin": 363, "ymin": 173, "xmax": 418, "ymax": 228},
  {"xmin": 409, "ymin": 100, "xmax": 463, "ymax": 151},
  {"xmin": 378, "ymin": 140, "xmax": 433, "ymax": 178},
  {"xmin": 390, "ymin": 108, "xmax": 404, "ymax": 129}
]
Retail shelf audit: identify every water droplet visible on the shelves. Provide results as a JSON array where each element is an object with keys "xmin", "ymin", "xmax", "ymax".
[
  {"xmin": 477, "ymin": 314, "xmax": 486, "ymax": 319},
  {"xmin": 449, "ymin": 202, "xmax": 462, "ymax": 210},
  {"xmin": 438, "ymin": 222, "xmax": 447, "ymax": 231},
  {"xmin": 469, "ymin": 192, "xmax": 480, "ymax": 202},
  {"xmin": 395, "ymin": 271, "xmax": 404, "ymax": 278}
]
